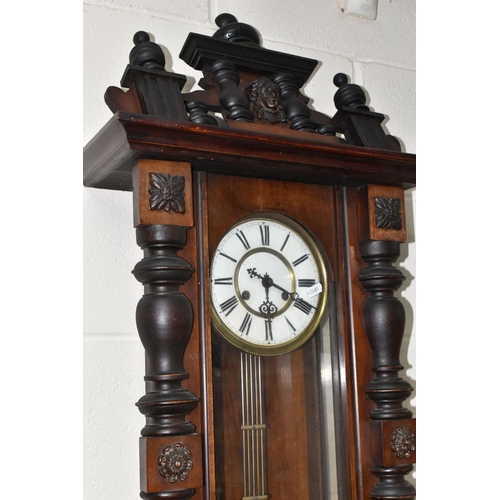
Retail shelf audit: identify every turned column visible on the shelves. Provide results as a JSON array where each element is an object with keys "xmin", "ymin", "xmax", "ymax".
[
  {"xmin": 210, "ymin": 59, "xmax": 254, "ymax": 122},
  {"xmin": 359, "ymin": 185, "xmax": 416, "ymax": 500},
  {"xmin": 132, "ymin": 159, "xmax": 202, "ymax": 500},
  {"xmin": 272, "ymin": 73, "xmax": 316, "ymax": 132}
]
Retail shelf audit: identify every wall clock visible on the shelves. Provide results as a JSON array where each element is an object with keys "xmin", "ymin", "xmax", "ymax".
[{"xmin": 83, "ymin": 13, "xmax": 416, "ymax": 500}]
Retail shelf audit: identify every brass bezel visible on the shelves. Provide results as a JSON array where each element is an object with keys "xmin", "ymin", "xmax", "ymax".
[{"xmin": 210, "ymin": 212, "xmax": 329, "ymax": 356}]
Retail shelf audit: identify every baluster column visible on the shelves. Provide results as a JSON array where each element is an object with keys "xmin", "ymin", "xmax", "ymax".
[
  {"xmin": 211, "ymin": 60, "xmax": 254, "ymax": 122},
  {"xmin": 272, "ymin": 73, "xmax": 316, "ymax": 132}
]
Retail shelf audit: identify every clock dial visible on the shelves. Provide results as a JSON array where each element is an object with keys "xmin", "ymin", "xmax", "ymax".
[{"xmin": 210, "ymin": 212, "xmax": 328, "ymax": 355}]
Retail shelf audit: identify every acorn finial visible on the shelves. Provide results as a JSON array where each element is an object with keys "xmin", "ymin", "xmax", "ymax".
[
  {"xmin": 129, "ymin": 31, "xmax": 166, "ymax": 70},
  {"xmin": 333, "ymin": 73, "xmax": 369, "ymax": 111}
]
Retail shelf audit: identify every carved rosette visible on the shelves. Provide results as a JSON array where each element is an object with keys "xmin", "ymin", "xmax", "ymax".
[
  {"xmin": 390, "ymin": 426, "xmax": 415, "ymax": 459},
  {"xmin": 374, "ymin": 197, "xmax": 402, "ymax": 230},
  {"xmin": 158, "ymin": 443, "xmax": 193, "ymax": 483},
  {"xmin": 148, "ymin": 173, "xmax": 186, "ymax": 213}
]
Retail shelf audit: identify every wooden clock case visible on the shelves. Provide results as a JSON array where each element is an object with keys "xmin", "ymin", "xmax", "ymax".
[{"xmin": 83, "ymin": 14, "xmax": 416, "ymax": 500}]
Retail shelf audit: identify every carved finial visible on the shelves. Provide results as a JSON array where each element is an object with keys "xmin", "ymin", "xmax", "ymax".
[
  {"xmin": 129, "ymin": 31, "xmax": 166, "ymax": 70},
  {"xmin": 333, "ymin": 73, "xmax": 369, "ymax": 111},
  {"xmin": 213, "ymin": 13, "xmax": 261, "ymax": 45},
  {"xmin": 215, "ymin": 13, "xmax": 238, "ymax": 27}
]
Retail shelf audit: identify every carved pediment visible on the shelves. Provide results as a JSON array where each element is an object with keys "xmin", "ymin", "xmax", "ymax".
[{"xmin": 104, "ymin": 13, "xmax": 400, "ymax": 151}]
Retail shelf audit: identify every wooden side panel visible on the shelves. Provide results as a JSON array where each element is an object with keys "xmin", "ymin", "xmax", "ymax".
[
  {"xmin": 180, "ymin": 172, "xmax": 216, "ymax": 500},
  {"xmin": 340, "ymin": 186, "xmax": 377, "ymax": 499},
  {"xmin": 180, "ymin": 225, "xmax": 203, "ymax": 445}
]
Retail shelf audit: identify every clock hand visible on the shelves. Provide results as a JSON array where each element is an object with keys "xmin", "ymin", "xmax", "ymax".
[{"xmin": 247, "ymin": 268, "xmax": 317, "ymax": 310}]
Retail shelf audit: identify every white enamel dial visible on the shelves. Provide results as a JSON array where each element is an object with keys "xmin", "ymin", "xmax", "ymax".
[{"xmin": 210, "ymin": 212, "xmax": 328, "ymax": 356}]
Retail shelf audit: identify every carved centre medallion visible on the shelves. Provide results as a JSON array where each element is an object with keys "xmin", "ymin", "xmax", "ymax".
[{"xmin": 245, "ymin": 77, "xmax": 286, "ymax": 123}]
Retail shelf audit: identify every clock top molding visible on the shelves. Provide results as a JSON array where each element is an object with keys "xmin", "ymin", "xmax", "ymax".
[{"xmin": 83, "ymin": 13, "xmax": 415, "ymax": 192}]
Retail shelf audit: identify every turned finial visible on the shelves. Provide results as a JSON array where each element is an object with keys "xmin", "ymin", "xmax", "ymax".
[
  {"xmin": 213, "ymin": 13, "xmax": 261, "ymax": 45},
  {"xmin": 333, "ymin": 73, "xmax": 369, "ymax": 111},
  {"xmin": 129, "ymin": 31, "xmax": 166, "ymax": 70}
]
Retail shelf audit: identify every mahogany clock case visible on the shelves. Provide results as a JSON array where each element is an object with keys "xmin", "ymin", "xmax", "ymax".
[{"xmin": 83, "ymin": 12, "xmax": 416, "ymax": 500}]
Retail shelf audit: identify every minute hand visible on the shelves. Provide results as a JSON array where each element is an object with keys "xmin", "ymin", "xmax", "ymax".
[{"xmin": 274, "ymin": 283, "xmax": 317, "ymax": 310}]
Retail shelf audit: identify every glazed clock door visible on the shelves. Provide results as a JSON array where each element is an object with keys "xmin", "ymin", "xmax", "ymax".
[{"xmin": 206, "ymin": 173, "xmax": 343, "ymax": 500}]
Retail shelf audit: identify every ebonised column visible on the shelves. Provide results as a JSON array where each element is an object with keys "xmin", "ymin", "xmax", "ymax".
[
  {"xmin": 210, "ymin": 60, "xmax": 254, "ymax": 122},
  {"xmin": 273, "ymin": 73, "xmax": 316, "ymax": 132}
]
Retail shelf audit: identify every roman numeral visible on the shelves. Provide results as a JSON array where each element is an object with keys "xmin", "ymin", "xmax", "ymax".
[
  {"xmin": 280, "ymin": 233, "xmax": 290, "ymax": 252},
  {"xmin": 214, "ymin": 277, "xmax": 233, "ymax": 285},
  {"xmin": 260, "ymin": 224, "xmax": 270, "ymax": 246},
  {"xmin": 285, "ymin": 316, "xmax": 296, "ymax": 332},
  {"xmin": 259, "ymin": 224, "xmax": 269, "ymax": 245},
  {"xmin": 299, "ymin": 279, "xmax": 316, "ymax": 287},
  {"xmin": 293, "ymin": 298, "xmax": 313, "ymax": 315},
  {"xmin": 265, "ymin": 319, "xmax": 273, "ymax": 341},
  {"xmin": 220, "ymin": 252, "xmax": 237, "ymax": 263},
  {"xmin": 220, "ymin": 296, "xmax": 239, "ymax": 316},
  {"xmin": 236, "ymin": 230, "xmax": 250, "ymax": 250},
  {"xmin": 293, "ymin": 254, "xmax": 309, "ymax": 267},
  {"xmin": 239, "ymin": 313, "xmax": 252, "ymax": 335}
]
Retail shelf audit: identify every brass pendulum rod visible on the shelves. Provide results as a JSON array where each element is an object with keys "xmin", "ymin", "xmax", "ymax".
[
  {"xmin": 257, "ymin": 355, "xmax": 265, "ymax": 495},
  {"xmin": 241, "ymin": 353, "xmax": 268, "ymax": 500},
  {"xmin": 241, "ymin": 352, "xmax": 249, "ymax": 496}
]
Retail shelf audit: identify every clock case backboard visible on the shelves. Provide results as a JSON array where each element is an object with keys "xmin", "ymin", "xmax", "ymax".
[{"xmin": 83, "ymin": 14, "xmax": 416, "ymax": 500}]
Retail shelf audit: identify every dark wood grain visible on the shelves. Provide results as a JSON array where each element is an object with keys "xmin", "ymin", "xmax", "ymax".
[
  {"xmin": 339, "ymin": 186, "xmax": 378, "ymax": 499},
  {"xmin": 83, "ymin": 112, "xmax": 416, "ymax": 192},
  {"xmin": 133, "ymin": 225, "xmax": 199, "ymax": 437}
]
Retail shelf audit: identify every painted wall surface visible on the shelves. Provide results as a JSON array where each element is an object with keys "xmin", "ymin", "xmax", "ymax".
[{"xmin": 83, "ymin": 1, "xmax": 416, "ymax": 498}]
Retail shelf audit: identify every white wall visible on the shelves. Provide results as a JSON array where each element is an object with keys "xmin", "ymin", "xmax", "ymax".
[{"xmin": 83, "ymin": 1, "xmax": 416, "ymax": 498}]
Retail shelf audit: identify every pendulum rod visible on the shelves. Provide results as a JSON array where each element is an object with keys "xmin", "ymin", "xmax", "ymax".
[{"xmin": 241, "ymin": 353, "xmax": 268, "ymax": 500}]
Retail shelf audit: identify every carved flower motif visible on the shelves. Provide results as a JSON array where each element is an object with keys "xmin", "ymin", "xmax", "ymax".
[
  {"xmin": 374, "ymin": 196, "xmax": 402, "ymax": 230},
  {"xmin": 148, "ymin": 173, "xmax": 186, "ymax": 213},
  {"xmin": 157, "ymin": 443, "xmax": 193, "ymax": 483},
  {"xmin": 390, "ymin": 426, "xmax": 415, "ymax": 459}
]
